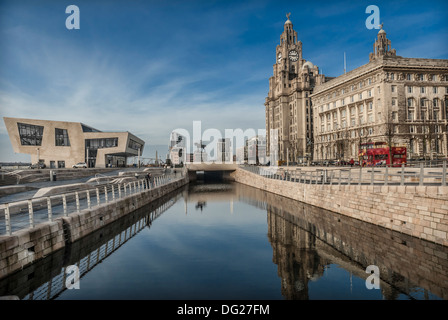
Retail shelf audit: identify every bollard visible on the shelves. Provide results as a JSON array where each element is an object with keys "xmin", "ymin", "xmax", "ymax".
[
  {"xmin": 47, "ymin": 197, "xmax": 53, "ymax": 222},
  {"xmin": 4, "ymin": 203, "xmax": 11, "ymax": 236},
  {"xmin": 28, "ymin": 200, "xmax": 34, "ymax": 229}
]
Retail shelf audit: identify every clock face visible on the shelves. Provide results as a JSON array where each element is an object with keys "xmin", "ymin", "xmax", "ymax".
[
  {"xmin": 288, "ymin": 50, "xmax": 299, "ymax": 62},
  {"xmin": 277, "ymin": 53, "xmax": 282, "ymax": 64}
]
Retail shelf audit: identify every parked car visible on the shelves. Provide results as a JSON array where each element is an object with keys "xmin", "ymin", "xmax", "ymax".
[
  {"xmin": 72, "ymin": 162, "xmax": 87, "ymax": 168},
  {"xmin": 29, "ymin": 163, "xmax": 46, "ymax": 169}
]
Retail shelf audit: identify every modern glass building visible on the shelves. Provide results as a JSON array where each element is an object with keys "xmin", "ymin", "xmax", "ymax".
[{"xmin": 3, "ymin": 117, "xmax": 145, "ymax": 168}]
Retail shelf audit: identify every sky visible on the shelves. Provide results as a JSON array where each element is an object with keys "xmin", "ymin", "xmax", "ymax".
[{"xmin": 0, "ymin": 0, "xmax": 447, "ymax": 162}]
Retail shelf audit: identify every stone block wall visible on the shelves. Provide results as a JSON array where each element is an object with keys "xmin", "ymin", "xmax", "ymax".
[{"xmin": 231, "ymin": 169, "xmax": 448, "ymax": 247}]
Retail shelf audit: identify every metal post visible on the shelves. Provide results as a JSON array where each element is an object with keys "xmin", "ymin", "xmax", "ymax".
[
  {"xmin": 28, "ymin": 200, "xmax": 34, "ymax": 228},
  {"xmin": 339, "ymin": 170, "xmax": 342, "ymax": 186},
  {"xmin": 118, "ymin": 184, "xmax": 122, "ymax": 199},
  {"xmin": 87, "ymin": 190, "xmax": 91, "ymax": 209},
  {"xmin": 443, "ymin": 160, "xmax": 446, "ymax": 186},
  {"xmin": 5, "ymin": 203, "xmax": 11, "ymax": 236},
  {"xmin": 112, "ymin": 184, "xmax": 115, "ymax": 201},
  {"xmin": 419, "ymin": 163, "xmax": 424, "ymax": 186},
  {"xmin": 75, "ymin": 191, "xmax": 80, "ymax": 212},
  {"xmin": 384, "ymin": 166, "xmax": 389, "ymax": 186},
  {"xmin": 104, "ymin": 186, "xmax": 108, "ymax": 203},
  {"xmin": 47, "ymin": 197, "xmax": 52, "ymax": 222},
  {"xmin": 348, "ymin": 168, "xmax": 351, "ymax": 185},
  {"xmin": 63, "ymin": 194, "xmax": 67, "ymax": 216},
  {"xmin": 359, "ymin": 167, "xmax": 362, "ymax": 185},
  {"xmin": 400, "ymin": 164, "xmax": 405, "ymax": 186},
  {"xmin": 96, "ymin": 188, "xmax": 100, "ymax": 205},
  {"xmin": 371, "ymin": 168, "xmax": 374, "ymax": 185}
]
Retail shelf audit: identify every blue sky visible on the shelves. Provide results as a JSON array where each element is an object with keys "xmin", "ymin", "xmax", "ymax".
[{"xmin": 1, "ymin": 0, "xmax": 447, "ymax": 161}]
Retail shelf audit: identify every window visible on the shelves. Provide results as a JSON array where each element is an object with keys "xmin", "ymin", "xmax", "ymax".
[
  {"xmin": 17, "ymin": 123, "xmax": 44, "ymax": 146},
  {"xmin": 430, "ymin": 74, "xmax": 435, "ymax": 81},
  {"xmin": 420, "ymin": 98, "xmax": 426, "ymax": 107},
  {"xmin": 391, "ymin": 85, "xmax": 396, "ymax": 92},
  {"xmin": 421, "ymin": 110, "xmax": 426, "ymax": 120},
  {"xmin": 408, "ymin": 110, "xmax": 414, "ymax": 120},
  {"xmin": 128, "ymin": 139, "xmax": 143, "ymax": 151},
  {"xmin": 407, "ymin": 98, "xmax": 413, "ymax": 107},
  {"xmin": 86, "ymin": 138, "xmax": 119, "ymax": 149},
  {"xmin": 433, "ymin": 98, "xmax": 439, "ymax": 107},
  {"xmin": 406, "ymin": 74, "xmax": 411, "ymax": 80},
  {"xmin": 433, "ymin": 110, "xmax": 439, "ymax": 120},
  {"xmin": 368, "ymin": 114, "xmax": 373, "ymax": 123},
  {"xmin": 390, "ymin": 73, "xmax": 395, "ymax": 80},
  {"xmin": 359, "ymin": 93, "xmax": 362, "ymax": 100},
  {"xmin": 350, "ymin": 95, "xmax": 354, "ymax": 103},
  {"xmin": 368, "ymin": 90, "xmax": 372, "ymax": 97},
  {"xmin": 418, "ymin": 74, "xmax": 424, "ymax": 81},
  {"xmin": 369, "ymin": 102, "xmax": 373, "ymax": 110},
  {"xmin": 55, "ymin": 128, "xmax": 70, "ymax": 146},
  {"xmin": 407, "ymin": 86, "xmax": 413, "ymax": 93},
  {"xmin": 433, "ymin": 87, "xmax": 438, "ymax": 94},
  {"xmin": 421, "ymin": 87, "xmax": 425, "ymax": 94},
  {"xmin": 368, "ymin": 128, "xmax": 373, "ymax": 135},
  {"xmin": 392, "ymin": 98, "xmax": 396, "ymax": 106},
  {"xmin": 359, "ymin": 105, "xmax": 364, "ymax": 113},
  {"xmin": 368, "ymin": 78, "xmax": 372, "ymax": 85}
]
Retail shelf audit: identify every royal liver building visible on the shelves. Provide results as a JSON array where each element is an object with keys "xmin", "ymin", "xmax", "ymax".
[{"xmin": 265, "ymin": 14, "xmax": 326, "ymax": 164}]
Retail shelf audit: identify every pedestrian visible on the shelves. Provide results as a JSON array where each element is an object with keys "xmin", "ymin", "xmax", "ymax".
[
  {"xmin": 145, "ymin": 173, "xmax": 150, "ymax": 189},
  {"xmin": 349, "ymin": 158, "xmax": 354, "ymax": 167}
]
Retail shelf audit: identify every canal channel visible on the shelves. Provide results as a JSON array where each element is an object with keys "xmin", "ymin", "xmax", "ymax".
[{"xmin": 0, "ymin": 178, "xmax": 446, "ymax": 300}]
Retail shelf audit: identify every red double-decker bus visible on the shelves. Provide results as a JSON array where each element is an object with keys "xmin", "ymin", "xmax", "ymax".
[{"xmin": 358, "ymin": 142, "xmax": 406, "ymax": 166}]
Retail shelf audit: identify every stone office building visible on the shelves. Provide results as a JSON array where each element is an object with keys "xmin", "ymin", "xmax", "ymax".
[
  {"xmin": 265, "ymin": 14, "xmax": 326, "ymax": 163},
  {"xmin": 3, "ymin": 117, "xmax": 145, "ymax": 168},
  {"xmin": 311, "ymin": 26, "xmax": 448, "ymax": 162}
]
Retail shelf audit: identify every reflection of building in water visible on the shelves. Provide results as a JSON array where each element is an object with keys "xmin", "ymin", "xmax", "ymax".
[{"xmin": 267, "ymin": 208, "xmax": 327, "ymax": 299}]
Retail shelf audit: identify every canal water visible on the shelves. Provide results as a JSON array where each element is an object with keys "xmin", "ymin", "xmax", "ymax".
[{"xmin": 0, "ymin": 179, "xmax": 447, "ymax": 300}]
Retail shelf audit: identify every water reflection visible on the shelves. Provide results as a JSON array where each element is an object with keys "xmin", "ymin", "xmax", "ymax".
[
  {"xmin": 0, "ymin": 181, "xmax": 446, "ymax": 300},
  {"xmin": 235, "ymin": 183, "xmax": 447, "ymax": 300}
]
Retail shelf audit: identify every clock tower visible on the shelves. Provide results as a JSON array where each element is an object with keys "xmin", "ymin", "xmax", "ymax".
[{"xmin": 265, "ymin": 13, "xmax": 325, "ymax": 164}]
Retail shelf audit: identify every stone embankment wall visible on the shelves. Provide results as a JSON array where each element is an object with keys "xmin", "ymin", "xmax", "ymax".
[
  {"xmin": 0, "ymin": 177, "xmax": 188, "ymax": 279},
  {"xmin": 231, "ymin": 169, "xmax": 448, "ymax": 247}
]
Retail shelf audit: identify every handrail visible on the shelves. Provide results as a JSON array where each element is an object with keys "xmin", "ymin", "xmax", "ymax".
[
  {"xmin": 240, "ymin": 161, "xmax": 447, "ymax": 187},
  {"xmin": 0, "ymin": 171, "xmax": 185, "ymax": 236},
  {"xmin": 0, "ymin": 169, "xmax": 22, "ymax": 185}
]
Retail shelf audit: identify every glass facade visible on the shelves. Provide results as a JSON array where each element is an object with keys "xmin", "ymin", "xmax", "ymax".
[
  {"xmin": 55, "ymin": 128, "xmax": 70, "ymax": 146},
  {"xmin": 17, "ymin": 122, "xmax": 44, "ymax": 146},
  {"xmin": 128, "ymin": 139, "xmax": 143, "ymax": 151},
  {"xmin": 86, "ymin": 138, "xmax": 119, "ymax": 149},
  {"xmin": 85, "ymin": 138, "xmax": 119, "ymax": 167}
]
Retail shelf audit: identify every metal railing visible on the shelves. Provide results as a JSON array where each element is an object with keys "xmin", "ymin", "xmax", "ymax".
[
  {"xmin": 240, "ymin": 161, "xmax": 447, "ymax": 187},
  {"xmin": 0, "ymin": 171, "xmax": 185, "ymax": 236},
  {"xmin": 20, "ymin": 194, "xmax": 178, "ymax": 300}
]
